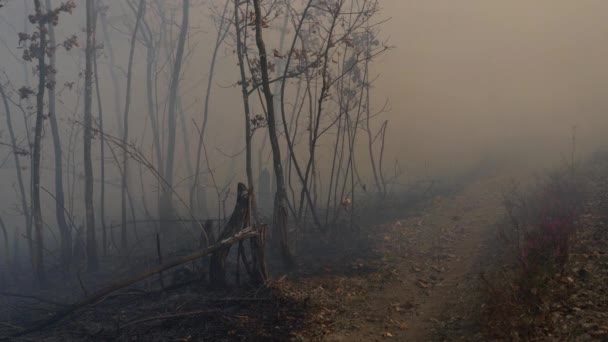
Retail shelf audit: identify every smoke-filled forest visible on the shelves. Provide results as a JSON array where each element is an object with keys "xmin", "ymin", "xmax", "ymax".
[{"xmin": 0, "ymin": 0, "xmax": 607, "ymax": 341}]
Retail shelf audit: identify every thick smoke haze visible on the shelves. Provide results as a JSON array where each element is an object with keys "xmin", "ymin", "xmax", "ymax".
[
  {"xmin": 2, "ymin": 2, "xmax": 608, "ymax": 340},
  {"xmin": 379, "ymin": 0, "xmax": 608, "ymax": 173},
  {"xmin": 0, "ymin": 0, "xmax": 607, "ymax": 255}
]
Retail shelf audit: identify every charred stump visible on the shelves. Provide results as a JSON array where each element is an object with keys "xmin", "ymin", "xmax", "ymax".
[
  {"xmin": 209, "ymin": 183, "xmax": 268, "ymax": 287},
  {"xmin": 209, "ymin": 183, "xmax": 250, "ymax": 287},
  {"xmin": 249, "ymin": 224, "xmax": 268, "ymax": 284}
]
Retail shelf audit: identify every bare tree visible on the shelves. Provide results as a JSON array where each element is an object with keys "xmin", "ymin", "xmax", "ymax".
[
  {"xmin": 120, "ymin": 0, "xmax": 145, "ymax": 251},
  {"xmin": 191, "ymin": 0, "xmax": 231, "ymax": 222},
  {"xmin": 84, "ymin": 0, "xmax": 99, "ymax": 271},
  {"xmin": 161, "ymin": 0, "xmax": 189, "ymax": 226},
  {"xmin": 92, "ymin": 3, "xmax": 107, "ymax": 256},
  {"xmin": 45, "ymin": 0, "xmax": 72, "ymax": 270},
  {"xmin": 30, "ymin": 0, "xmax": 49, "ymax": 284},
  {"xmin": 252, "ymin": 0, "xmax": 293, "ymax": 268},
  {"xmin": 233, "ymin": 0, "xmax": 257, "ymax": 213},
  {"xmin": 0, "ymin": 82, "xmax": 31, "ymax": 266}
]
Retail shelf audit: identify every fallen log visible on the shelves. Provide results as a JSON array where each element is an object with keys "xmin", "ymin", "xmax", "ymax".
[{"xmin": 3, "ymin": 227, "xmax": 258, "ymax": 339}]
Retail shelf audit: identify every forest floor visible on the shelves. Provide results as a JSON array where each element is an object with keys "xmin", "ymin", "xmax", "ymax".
[
  {"xmin": 291, "ymin": 162, "xmax": 608, "ymax": 342},
  {"xmin": 2, "ymin": 164, "xmax": 607, "ymax": 341},
  {"xmin": 288, "ymin": 172, "xmax": 511, "ymax": 341}
]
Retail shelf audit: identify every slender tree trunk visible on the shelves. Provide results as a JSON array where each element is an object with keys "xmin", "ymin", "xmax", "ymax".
[
  {"xmin": 0, "ymin": 217, "xmax": 10, "ymax": 278},
  {"xmin": 99, "ymin": 0, "xmax": 124, "ymax": 136},
  {"xmin": 363, "ymin": 42, "xmax": 382, "ymax": 195},
  {"xmin": 93, "ymin": 7, "xmax": 107, "ymax": 256},
  {"xmin": 32, "ymin": 0, "xmax": 47, "ymax": 284},
  {"xmin": 45, "ymin": 0, "xmax": 72, "ymax": 270},
  {"xmin": 252, "ymin": 0, "xmax": 294, "ymax": 268},
  {"xmin": 121, "ymin": 0, "xmax": 145, "ymax": 251},
  {"xmin": 191, "ymin": 0, "xmax": 229, "ymax": 222},
  {"xmin": 278, "ymin": 0, "xmax": 320, "ymax": 227},
  {"xmin": 379, "ymin": 121, "xmax": 388, "ymax": 195},
  {"xmin": 234, "ymin": 0, "xmax": 255, "ymax": 211},
  {"xmin": 177, "ymin": 96, "xmax": 193, "ymax": 184},
  {"xmin": 162, "ymin": 0, "xmax": 189, "ymax": 225},
  {"xmin": 21, "ymin": 1, "xmax": 34, "ymax": 149},
  {"xmin": 0, "ymin": 83, "xmax": 31, "ymax": 267},
  {"xmin": 144, "ymin": 42, "xmax": 163, "ymax": 173},
  {"xmin": 84, "ymin": 0, "xmax": 99, "ymax": 271}
]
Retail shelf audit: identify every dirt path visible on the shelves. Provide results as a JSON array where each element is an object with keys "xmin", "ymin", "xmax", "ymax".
[{"xmin": 322, "ymin": 175, "xmax": 512, "ymax": 341}]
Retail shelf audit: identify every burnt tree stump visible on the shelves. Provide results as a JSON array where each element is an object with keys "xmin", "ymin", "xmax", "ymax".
[{"xmin": 209, "ymin": 183, "xmax": 250, "ymax": 287}]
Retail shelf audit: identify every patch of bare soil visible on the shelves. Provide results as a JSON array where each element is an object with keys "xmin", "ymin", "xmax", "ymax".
[{"xmin": 290, "ymin": 175, "xmax": 514, "ymax": 341}]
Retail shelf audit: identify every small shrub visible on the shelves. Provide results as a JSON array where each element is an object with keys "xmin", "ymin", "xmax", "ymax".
[{"xmin": 481, "ymin": 168, "xmax": 587, "ymax": 339}]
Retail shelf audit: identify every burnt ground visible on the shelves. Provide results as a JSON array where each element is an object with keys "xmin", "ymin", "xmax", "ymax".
[
  {"xmin": 1, "ymin": 164, "xmax": 606, "ymax": 341},
  {"xmin": 0, "ymin": 171, "xmax": 511, "ymax": 341}
]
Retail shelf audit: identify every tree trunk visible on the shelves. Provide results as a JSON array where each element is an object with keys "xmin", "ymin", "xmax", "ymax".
[
  {"xmin": 0, "ymin": 83, "xmax": 31, "ymax": 269},
  {"xmin": 191, "ymin": 0, "xmax": 230, "ymax": 222},
  {"xmin": 84, "ymin": 0, "xmax": 99, "ymax": 272},
  {"xmin": 92, "ymin": 3, "xmax": 107, "ymax": 256},
  {"xmin": 121, "ymin": 0, "xmax": 146, "ymax": 252},
  {"xmin": 278, "ymin": 0, "xmax": 320, "ymax": 228},
  {"xmin": 252, "ymin": 0, "xmax": 294, "ymax": 268},
  {"xmin": 0, "ymin": 217, "xmax": 11, "ymax": 280},
  {"xmin": 99, "ymin": 0, "xmax": 124, "ymax": 136},
  {"xmin": 45, "ymin": 0, "xmax": 72, "ymax": 270},
  {"xmin": 31, "ymin": 0, "xmax": 48, "ymax": 285},
  {"xmin": 363, "ymin": 34, "xmax": 382, "ymax": 195},
  {"xmin": 233, "ymin": 0, "xmax": 256, "ymax": 216},
  {"xmin": 162, "ymin": 0, "xmax": 189, "ymax": 227},
  {"xmin": 144, "ymin": 41, "xmax": 163, "ymax": 175}
]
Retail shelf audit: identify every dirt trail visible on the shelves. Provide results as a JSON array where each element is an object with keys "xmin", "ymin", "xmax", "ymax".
[{"xmin": 324, "ymin": 175, "xmax": 512, "ymax": 341}]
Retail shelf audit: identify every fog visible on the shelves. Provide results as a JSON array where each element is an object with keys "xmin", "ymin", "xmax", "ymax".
[
  {"xmin": 380, "ymin": 1, "xmax": 608, "ymax": 169},
  {"xmin": 0, "ymin": 0, "xmax": 607, "ymax": 323}
]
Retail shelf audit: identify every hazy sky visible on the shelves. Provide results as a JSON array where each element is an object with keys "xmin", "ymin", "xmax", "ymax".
[
  {"xmin": 376, "ymin": 0, "xmax": 608, "ymax": 171},
  {"xmin": 1, "ymin": 0, "xmax": 608, "ymax": 226}
]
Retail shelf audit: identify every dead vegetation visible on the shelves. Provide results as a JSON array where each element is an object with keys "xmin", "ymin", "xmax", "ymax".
[{"xmin": 479, "ymin": 159, "xmax": 608, "ymax": 341}]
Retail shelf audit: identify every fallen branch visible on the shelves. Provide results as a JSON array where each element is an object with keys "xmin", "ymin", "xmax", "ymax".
[
  {"xmin": 0, "ymin": 322, "xmax": 23, "ymax": 331},
  {"xmin": 0, "ymin": 292, "xmax": 69, "ymax": 307},
  {"xmin": 119, "ymin": 309, "xmax": 221, "ymax": 330},
  {"xmin": 3, "ymin": 227, "xmax": 258, "ymax": 339}
]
